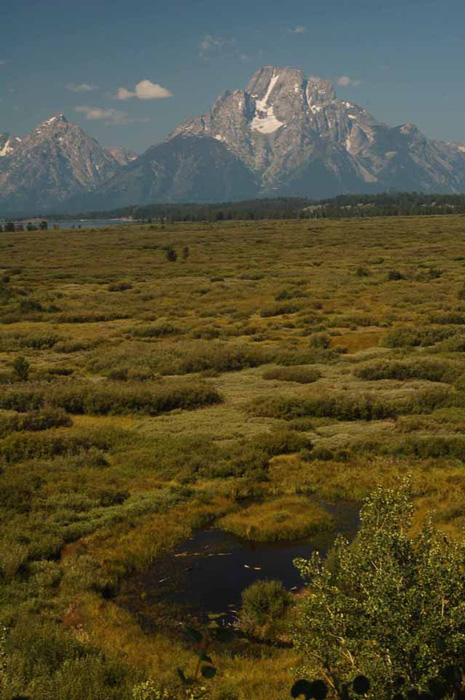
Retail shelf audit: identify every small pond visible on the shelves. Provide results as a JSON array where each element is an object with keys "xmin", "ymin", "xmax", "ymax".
[{"xmin": 119, "ymin": 501, "xmax": 359, "ymax": 625}]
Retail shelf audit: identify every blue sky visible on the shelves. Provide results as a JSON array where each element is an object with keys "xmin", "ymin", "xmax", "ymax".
[{"xmin": 1, "ymin": 0, "xmax": 465, "ymax": 152}]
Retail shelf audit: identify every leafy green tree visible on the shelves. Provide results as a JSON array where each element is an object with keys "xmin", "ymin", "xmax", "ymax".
[{"xmin": 292, "ymin": 480, "xmax": 465, "ymax": 699}]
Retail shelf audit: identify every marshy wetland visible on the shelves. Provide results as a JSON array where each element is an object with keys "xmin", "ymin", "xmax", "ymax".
[{"xmin": 2, "ymin": 215, "xmax": 465, "ymax": 698}]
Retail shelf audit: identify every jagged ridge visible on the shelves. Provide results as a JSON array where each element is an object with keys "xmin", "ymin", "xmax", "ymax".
[{"xmin": 2, "ymin": 67, "xmax": 465, "ymax": 214}]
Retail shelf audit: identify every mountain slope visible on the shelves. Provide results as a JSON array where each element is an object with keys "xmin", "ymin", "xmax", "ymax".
[
  {"xmin": 105, "ymin": 146, "xmax": 138, "ymax": 167},
  {"xmin": 72, "ymin": 134, "xmax": 259, "ymax": 209}
]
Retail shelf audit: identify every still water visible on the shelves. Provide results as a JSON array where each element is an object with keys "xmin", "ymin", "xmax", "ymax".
[{"xmin": 119, "ymin": 501, "xmax": 359, "ymax": 622}]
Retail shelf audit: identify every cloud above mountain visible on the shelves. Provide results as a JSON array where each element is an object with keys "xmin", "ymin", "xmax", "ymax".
[
  {"xmin": 336, "ymin": 75, "xmax": 361, "ymax": 86},
  {"xmin": 114, "ymin": 80, "xmax": 173, "ymax": 100},
  {"xmin": 74, "ymin": 105, "xmax": 150, "ymax": 125},
  {"xmin": 74, "ymin": 106, "xmax": 131, "ymax": 125},
  {"xmin": 198, "ymin": 34, "xmax": 237, "ymax": 58}
]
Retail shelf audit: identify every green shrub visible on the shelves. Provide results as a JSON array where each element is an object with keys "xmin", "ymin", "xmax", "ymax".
[
  {"xmin": 250, "ymin": 430, "xmax": 312, "ymax": 456},
  {"xmin": 12, "ymin": 356, "xmax": 30, "ymax": 381},
  {"xmin": 275, "ymin": 288, "xmax": 307, "ymax": 301},
  {"xmin": 248, "ymin": 388, "xmax": 449, "ymax": 421},
  {"xmin": 55, "ymin": 339, "xmax": 99, "ymax": 353},
  {"xmin": 89, "ymin": 341, "xmax": 273, "ymax": 376},
  {"xmin": 383, "ymin": 326, "xmax": 456, "ymax": 348},
  {"xmin": 0, "ymin": 408, "xmax": 72, "ymax": 437},
  {"xmin": 240, "ymin": 579, "xmax": 291, "ymax": 634},
  {"xmin": 262, "ymin": 366, "xmax": 321, "ymax": 384},
  {"xmin": 0, "ymin": 385, "xmax": 45, "ymax": 412},
  {"xmin": 0, "ymin": 430, "xmax": 109, "ymax": 463},
  {"xmin": 260, "ymin": 302, "xmax": 302, "ymax": 317},
  {"xmin": 19, "ymin": 298, "xmax": 43, "ymax": 313},
  {"xmin": 355, "ymin": 359, "xmax": 456, "ymax": 383},
  {"xmin": 387, "ymin": 269, "xmax": 405, "ymax": 280},
  {"xmin": 22, "ymin": 333, "xmax": 63, "ymax": 349},
  {"xmin": 308, "ymin": 332, "xmax": 330, "ymax": 349},
  {"xmin": 129, "ymin": 322, "xmax": 180, "ymax": 338},
  {"xmin": 355, "ymin": 266, "xmax": 370, "ymax": 277},
  {"xmin": 56, "ymin": 311, "xmax": 126, "ymax": 323},
  {"xmin": 433, "ymin": 334, "xmax": 465, "ymax": 353},
  {"xmin": 330, "ymin": 313, "xmax": 381, "ymax": 328},
  {"xmin": 0, "ymin": 381, "xmax": 221, "ymax": 416},
  {"xmin": 287, "ymin": 417, "xmax": 315, "ymax": 432},
  {"xmin": 429, "ymin": 312, "xmax": 465, "ymax": 325},
  {"xmin": 107, "ymin": 281, "xmax": 133, "ymax": 291}
]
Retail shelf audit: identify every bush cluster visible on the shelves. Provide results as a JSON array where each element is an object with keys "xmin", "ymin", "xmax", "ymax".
[
  {"xmin": 355, "ymin": 359, "xmax": 456, "ymax": 383},
  {"xmin": 248, "ymin": 388, "xmax": 449, "ymax": 421},
  {"xmin": 0, "ymin": 408, "xmax": 72, "ymax": 437},
  {"xmin": 0, "ymin": 381, "xmax": 222, "ymax": 416},
  {"xmin": 383, "ymin": 326, "xmax": 456, "ymax": 348}
]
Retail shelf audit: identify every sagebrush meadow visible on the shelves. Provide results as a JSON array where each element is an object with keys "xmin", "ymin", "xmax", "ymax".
[{"xmin": 2, "ymin": 215, "xmax": 465, "ymax": 699}]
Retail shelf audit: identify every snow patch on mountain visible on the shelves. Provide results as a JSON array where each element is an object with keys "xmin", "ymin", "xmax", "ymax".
[
  {"xmin": 251, "ymin": 71, "xmax": 285, "ymax": 134},
  {"xmin": 0, "ymin": 139, "xmax": 14, "ymax": 157}
]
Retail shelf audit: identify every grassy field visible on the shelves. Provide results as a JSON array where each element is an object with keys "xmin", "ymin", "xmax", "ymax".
[{"xmin": 2, "ymin": 215, "xmax": 465, "ymax": 699}]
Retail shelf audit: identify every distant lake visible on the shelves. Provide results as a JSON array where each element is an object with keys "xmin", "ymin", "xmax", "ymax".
[{"xmin": 50, "ymin": 219, "xmax": 134, "ymax": 229}]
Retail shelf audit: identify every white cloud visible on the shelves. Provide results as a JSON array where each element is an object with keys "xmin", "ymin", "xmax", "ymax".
[
  {"xmin": 198, "ymin": 34, "xmax": 236, "ymax": 57},
  {"xmin": 66, "ymin": 82, "xmax": 99, "ymax": 92},
  {"xmin": 336, "ymin": 75, "xmax": 361, "ymax": 87},
  {"xmin": 114, "ymin": 79, "xmax": 173, "ymax": 101},
  {"xmin": 289, "ymin": 25, "xmax": 306, "ymax": 34},
  {"xmin": 75, "ymin": 106, "xmax": 132, "ymax": 125},
  {"xmin": 0, "ymin": 60, "xmax": 8, "ymax": 66}
]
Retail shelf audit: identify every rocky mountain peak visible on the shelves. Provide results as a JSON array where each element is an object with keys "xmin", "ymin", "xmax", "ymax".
[
  {"xmin": 247, "ymin": 66, "xmax": 304, "ymax": 97},
  {"xmin": 306, "ymin": 76, "xmax": 336, "ymax": 104},
  {"xmin": 34, "ymin": 114, "xmax": 70, "ymax": 132},
  {"xmin": 167, "ymin": 64, "xmax": 465, "ymax": 199},
  {"xmin": 0, "ymin": 133, "xmax": 21, "ymax": 158},
  {"xmin": 0, "ymin": 115, "xmax": 130, "ymax": 213}
]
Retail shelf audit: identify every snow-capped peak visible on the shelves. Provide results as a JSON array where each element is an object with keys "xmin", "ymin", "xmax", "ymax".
[
  {"xmin": 36, "ymin": 114, "xmax": 69, "ymax": 130},
  {"xmin": 0, "ymin": 134, "xmax": 21, "ymax": 158},
  {"xmin": 0, "ymin": 138, "xmax": 14, "ymax": 157}
]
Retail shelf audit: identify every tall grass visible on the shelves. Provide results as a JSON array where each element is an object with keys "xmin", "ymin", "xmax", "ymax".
[{"xmin": 0, "ymin": 380, "xmax": 222, "ymax": 415}]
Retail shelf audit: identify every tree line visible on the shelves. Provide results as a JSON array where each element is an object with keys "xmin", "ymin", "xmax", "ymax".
[{"xmin": 53, "ymin": 193, "xmax": 465, "ymax": 223}]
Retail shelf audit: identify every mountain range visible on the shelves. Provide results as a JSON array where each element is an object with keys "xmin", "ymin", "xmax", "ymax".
[{"xmin": 2, "ymin": 66, "xmax": 465, "ymax": 214}]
